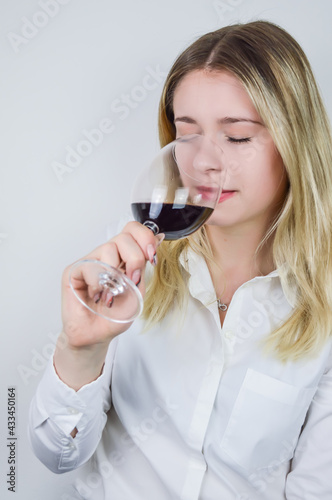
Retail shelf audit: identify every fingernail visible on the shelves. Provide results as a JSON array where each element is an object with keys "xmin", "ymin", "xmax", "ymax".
[
  {"xmin": 147, "ymin": 244, "xmax": 157, "ymax": 266},
  {"xmin": 156, "ymin": 233, "xmax": 165, "ymax": 246},
  {"xmin": 132, "ymin": 269, "xmax": 141, "ymax": 286},
  {"xmin": 94, "ymin": 292, "xmax": 101, "ymax": 304},
  {"xmin": 106, "ymin": 292, "xmax": 114, "ymax": 308}
]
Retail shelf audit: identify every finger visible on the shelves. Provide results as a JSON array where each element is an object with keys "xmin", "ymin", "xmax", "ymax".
[
  {"xmin": 120, "ymin": 221, "xmax": 165, "ymax": 267},
  {"xmin": 71, "ymin": 234, "xmax": 146, "ymax": 299},
  {"xmin": 108, "ymin": 231, "xmax": 148, "ymax": 282},
  {"xmin": 67, "ymin": 260, "xmax": 113, "ymax": 305},
  {"xmin": 64, "ymin": 223, "xmax": 165, "ymax": 294},
  {"xmin": 83, "ymin": 240, "xmax": 123, "ymax": 268},
  {"xmin": 115, "ymin": 226, "xmax": 165, "ymax": 279}
]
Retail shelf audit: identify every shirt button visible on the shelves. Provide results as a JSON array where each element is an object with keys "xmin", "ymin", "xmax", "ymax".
[
  {"xmin": 224, "ymin": 331, "xmax": 233, "ymax": 340},
  {"xmin": 66, "ymin": 407, "xmax": 79, "ymax": 415},
  {"xmin": 61, "ymin": 438, "xmax": 76, "ymax": 450},
  {"xmin": 189, "ymin": 456, "xmax": 207, "ymax": 471}
]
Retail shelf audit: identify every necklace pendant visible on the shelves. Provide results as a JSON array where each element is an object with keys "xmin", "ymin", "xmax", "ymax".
[{"xmin": 217, "ymin": 299, "xmax": 228, "ymax": 312}]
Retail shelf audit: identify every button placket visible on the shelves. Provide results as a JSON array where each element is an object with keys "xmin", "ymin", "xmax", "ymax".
[
  {"xmin": 59, "ymin": 437, "xmax": 78, "ymax": 470},
  {"xmin": 222, "ymin": 285, "xmax": 246, "ymax": 352},
  {"xmin": 186, "ymin": 340, "xmax": 224, "ymax": 451},
  {"xmin": 180, "ymin": 454, "xmax": 207, "ymax": 500}
]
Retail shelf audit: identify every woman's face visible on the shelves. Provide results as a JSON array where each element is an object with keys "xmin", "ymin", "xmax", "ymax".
[{"xmin": 172, "ymin": 70, "xmax": 288, "ymax": 230}]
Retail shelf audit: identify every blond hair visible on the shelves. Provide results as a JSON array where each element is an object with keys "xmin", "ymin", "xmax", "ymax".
[{"xmin": 143, "ymin": 21, "xmax": 332, "ymax": 361}]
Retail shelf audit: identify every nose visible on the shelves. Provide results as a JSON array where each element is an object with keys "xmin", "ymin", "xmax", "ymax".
[
  {"xmin": 174, "ymin": 134, "xmax": 224, "ymax": 176},
  {"xmin": 192, "ymin": 136, "xmax": 224, "ymax": 174}
]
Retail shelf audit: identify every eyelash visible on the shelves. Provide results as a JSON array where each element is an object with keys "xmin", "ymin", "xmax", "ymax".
[
  {"xmin": 227, "ymin": 137, "xmax": 252, "ymax": 144},
  {"xmin": 175, "ymin": 133, "xmax": 252, "ymax": 145}
]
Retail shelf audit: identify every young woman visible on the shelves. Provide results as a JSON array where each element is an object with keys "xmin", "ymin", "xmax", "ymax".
[{"xmin": 29, "ymin": 21, "xmax": 332, "ymax": 499}]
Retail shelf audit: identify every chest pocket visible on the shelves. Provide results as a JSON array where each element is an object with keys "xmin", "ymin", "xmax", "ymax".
[{"xmin": 220, "ymin": 368, "xmax": 317, "ymax": 474}]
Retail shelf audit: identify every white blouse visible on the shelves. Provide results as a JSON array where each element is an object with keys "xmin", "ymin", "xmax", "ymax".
[{"xmin": 28, "ymin": 248, "xmax": 332, "ymax": 499}]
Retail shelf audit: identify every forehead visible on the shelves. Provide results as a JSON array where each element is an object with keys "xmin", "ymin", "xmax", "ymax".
[
  {"xmin": 173, "ymin": 70, "xmax": 260, "ymax": 121},
  {"xmin": 175, "ymin": 69, "xmax": 243, "ymax": 92}
]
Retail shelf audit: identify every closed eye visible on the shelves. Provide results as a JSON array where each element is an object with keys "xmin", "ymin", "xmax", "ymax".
[
  {"xmin": 227, "ymin": 136, "xmax": 252, "ymax": 144},
  {"xmin": 227, "ymin": 137, "xmax": 252, "ymax": 144}
]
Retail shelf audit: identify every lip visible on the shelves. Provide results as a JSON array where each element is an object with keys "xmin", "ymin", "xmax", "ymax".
[
  {"xmin": 197, "ymin": 186, "xmax": 220, "ymax": 201},
  {"xmin": 218, "ymin": 190, "xmax": 237, "ymax": 203}
]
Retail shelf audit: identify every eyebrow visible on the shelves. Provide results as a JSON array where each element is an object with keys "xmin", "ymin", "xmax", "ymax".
[{"xmin": 174, "ymin": 116, "xmax": 263, "ymax": 125}]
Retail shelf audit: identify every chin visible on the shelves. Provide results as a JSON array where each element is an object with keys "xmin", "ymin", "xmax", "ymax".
[
  {"xmin": 205, "ymin": 209, "xmax": 243, "ymax": 228},
  {"xmin": 205, "ymin": 215, "xmax": 230, "ymax": 227}
]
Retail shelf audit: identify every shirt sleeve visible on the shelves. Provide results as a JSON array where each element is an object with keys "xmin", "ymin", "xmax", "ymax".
[
  {"xmin": 28, "ymin": 337, "xmax": 118, "ymax": 474},
  {"xmin": 285, "ymin": 345, "xmax": 332, "ymax": 499}
]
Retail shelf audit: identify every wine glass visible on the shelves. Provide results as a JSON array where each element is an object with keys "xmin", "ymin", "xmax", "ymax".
[{"xmin": 69, "ymin": 134, "xmax": 225, "ymax": 323}]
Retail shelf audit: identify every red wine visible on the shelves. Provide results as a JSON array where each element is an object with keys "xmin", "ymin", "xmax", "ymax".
[{"xmin": 131, "ymin": 202, "xmax": 213, "ymax": 240}]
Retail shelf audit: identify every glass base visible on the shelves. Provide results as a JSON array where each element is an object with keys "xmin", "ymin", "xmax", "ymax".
[{"xmin": 69, "ymin": 259, "xmax": 143, "ymax": 323}]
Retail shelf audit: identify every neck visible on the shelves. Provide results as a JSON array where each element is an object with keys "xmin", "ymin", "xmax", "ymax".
[{"xmin": 205, "ymin": 222, "xmax": 275, "ymax": 300}]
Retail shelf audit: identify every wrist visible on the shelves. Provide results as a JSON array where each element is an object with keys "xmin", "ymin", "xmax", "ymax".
[{"xmin": 53, "ymin": 334, "xmax": 110, "ymax": 391}]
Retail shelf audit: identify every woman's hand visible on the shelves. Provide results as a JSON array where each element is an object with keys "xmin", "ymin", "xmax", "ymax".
[{"xmin": 54, "ymin": 222, "xmax": 164, "ymax": 390}]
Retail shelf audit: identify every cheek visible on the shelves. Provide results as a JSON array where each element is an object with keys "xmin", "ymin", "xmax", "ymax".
[
  {"xmin": 224, "ymin": 143, "xmax": 267, "ymax": 179},
  {"xmin": 238, "ymin": 150, "xmax": 286, "ymax": 196},
  {"xmin": 254, "ymin": 161, "xmax": 287, "ymax": 206},
  {"xmin": 266, "ymin": 148, "xmax": 287, "ymax": 193}
]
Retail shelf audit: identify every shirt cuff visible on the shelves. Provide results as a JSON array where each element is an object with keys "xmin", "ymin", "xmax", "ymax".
[{"xmin": 30, "ymin": 337, "xmax": 117, "ymax": 436}]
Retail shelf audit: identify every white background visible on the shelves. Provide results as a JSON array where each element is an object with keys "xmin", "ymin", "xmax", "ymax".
[{"xmin": 0, "ymin": 0, "xmax": 331, "ymax": 498}]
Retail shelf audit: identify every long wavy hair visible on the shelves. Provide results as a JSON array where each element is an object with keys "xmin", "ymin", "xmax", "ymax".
[{"xmin": 143, "ymin": 20, "xmax": 332, "ymax": 361}]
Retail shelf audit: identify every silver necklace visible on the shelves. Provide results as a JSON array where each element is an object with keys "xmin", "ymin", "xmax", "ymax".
[{"xmin": 217, "ymin": 299, "xmax": 228, "ymax": 312}]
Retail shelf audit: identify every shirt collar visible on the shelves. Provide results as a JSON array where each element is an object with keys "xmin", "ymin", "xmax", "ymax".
[{"xmin": 179, "ymin": 247, "xmax": 296, "ymax": 309}]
